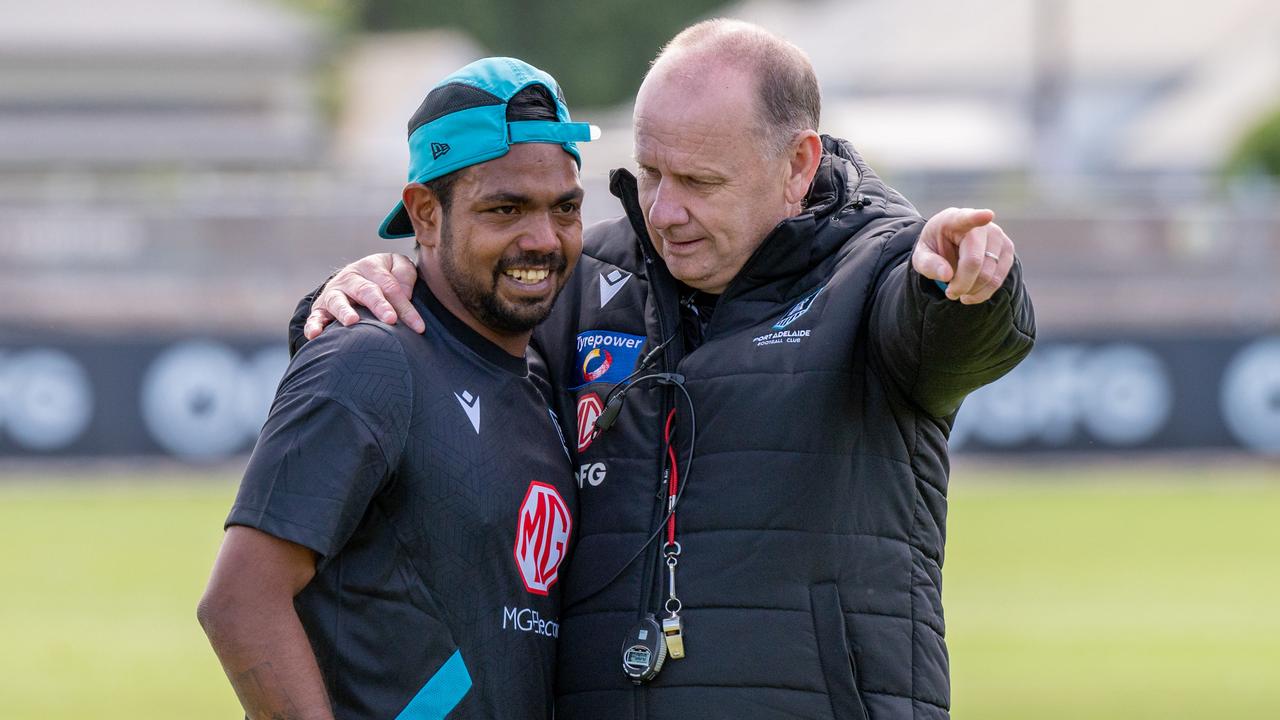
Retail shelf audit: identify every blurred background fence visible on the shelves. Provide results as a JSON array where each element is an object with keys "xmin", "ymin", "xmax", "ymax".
[{"xmin": 4, "ymin": 0, "xmax": 1279, "ymax": 461}]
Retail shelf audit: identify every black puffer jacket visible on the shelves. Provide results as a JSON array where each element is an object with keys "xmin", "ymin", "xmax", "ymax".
[{"xmin": 535, "ymin": 137, "xmax": 1035, "ymax": 720}]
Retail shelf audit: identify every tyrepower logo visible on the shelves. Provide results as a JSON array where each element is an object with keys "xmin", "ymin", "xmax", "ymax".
[
  {"xmin": 582, "ymin": 348, "xmax": 613, "ymax": 383},
  {"xmin": 572, "ymin": 330, "xmax": 645, "ymax": 388},
  {"xmin": 513, "ymin": 481, "xmax": 572, "ymax": 595},
  {"xmin": 576, "ymin": 393, "xmax": 603, "ymax": 452}
]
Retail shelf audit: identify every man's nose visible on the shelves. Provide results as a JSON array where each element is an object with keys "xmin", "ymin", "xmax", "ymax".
[
  {"xmin": 519, "ymin": 212, "xmax": 561, "ymax": 253},
  {"xmin": 646, "ymin": 180, "xmax": 689, "ymax": 231}
]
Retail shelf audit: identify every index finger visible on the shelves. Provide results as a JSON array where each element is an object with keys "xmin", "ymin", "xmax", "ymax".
[
  {"xmin": 941, "ymin": 208, "xmax": 995, "ymax": 242},
  {"xmin": 316, "ymin": 286, "xmax": 362, "ymax": 327},
  {"xmin": 304, "ymin": 307, "xmax": 335, "ymax": 341}
]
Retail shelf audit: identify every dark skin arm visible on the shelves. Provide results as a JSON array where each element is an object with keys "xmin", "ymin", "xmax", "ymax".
[{"xmin": 197, "ymin": 526, "xmax": 334, "ymax": 720}]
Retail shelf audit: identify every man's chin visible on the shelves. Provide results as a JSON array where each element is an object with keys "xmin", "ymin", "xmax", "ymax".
[
  {"xmin": 666, "ymin": 263, "xmax": 721, "ymax": 293},
  {"xmin": 483, "ymin": 297, "xmax": 556, "ymax": 334}
]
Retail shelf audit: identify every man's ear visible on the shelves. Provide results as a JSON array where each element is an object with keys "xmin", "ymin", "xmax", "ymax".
[
  {"xmin": 404, "ymin": 183, "xmax": 442, "ymax": 248},
  {"xmin": 783, "ymin": 131, "xmax": 823, "ymax": 206}
]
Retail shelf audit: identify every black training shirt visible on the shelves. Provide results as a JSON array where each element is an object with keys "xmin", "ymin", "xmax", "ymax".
[{"xmin": 228, "ymin": 278, "xmax": 576, "ymax": 720}]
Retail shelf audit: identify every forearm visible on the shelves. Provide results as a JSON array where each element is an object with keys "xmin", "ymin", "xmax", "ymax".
[
  {"xmin": 872, "ymin": 258, "xmax": 1035, "ymax": 416},
  {"xmin": 200, "ymin": 596, "xmax": 333, "ymax": 720}
]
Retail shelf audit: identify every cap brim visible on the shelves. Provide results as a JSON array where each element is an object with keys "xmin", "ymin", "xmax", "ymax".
[{"xmin": 378, "ymin": 201, "xmax": 414, "ymax": 239}]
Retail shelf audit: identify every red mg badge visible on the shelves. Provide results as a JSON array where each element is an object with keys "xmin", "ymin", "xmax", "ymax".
[
  {"xmin": 514, "ymin": 481, "xmax": 572, "ymax": 595},
  {"xmin": 576, "ymin": 392, "xmax": 604, "ymax": 452}
]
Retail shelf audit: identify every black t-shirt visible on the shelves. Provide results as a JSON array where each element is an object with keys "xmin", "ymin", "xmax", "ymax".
[{"xmin": 229, "ymin": 279, "xmax": 576, "ymax": 720}]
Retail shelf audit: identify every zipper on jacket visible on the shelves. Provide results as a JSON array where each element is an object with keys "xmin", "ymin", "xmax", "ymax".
[
  {"xmin": 638, "ymin": 247, "xmax": 676, "ymax": 720},
  {"xmin": 612, "ymin": 168, "xmax": 681, "ymax": 719}
]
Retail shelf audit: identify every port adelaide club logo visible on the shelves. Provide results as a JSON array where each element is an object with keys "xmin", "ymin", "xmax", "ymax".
[
  {"xmin": 753, "ymin": 284, "xmax": 826, "ymax": 347},
  {"xmin": 513, "ymin": 481, "xmax": 572, "ymax": 595}
]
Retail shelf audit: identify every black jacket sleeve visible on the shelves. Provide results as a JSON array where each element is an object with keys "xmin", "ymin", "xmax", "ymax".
[
  {"xmin": 287, "ymin": 280, "xmax": 328, "ymax": 358},
  {"xmin": 869, "ymin": 227, "xmax": 1036, "ymax": 418}
]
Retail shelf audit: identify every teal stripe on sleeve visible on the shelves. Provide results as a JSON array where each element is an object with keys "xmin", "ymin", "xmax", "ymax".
[{"xmin": 394, "ymin": 650, "xmax": 472, "ymax": 720}]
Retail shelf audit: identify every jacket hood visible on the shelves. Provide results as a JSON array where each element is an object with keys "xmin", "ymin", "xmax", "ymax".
[{"xmin": 608, "ymin": 135, "xmax": 921, "ymax": 301}]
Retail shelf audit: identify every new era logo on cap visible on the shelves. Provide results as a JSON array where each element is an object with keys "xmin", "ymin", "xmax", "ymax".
[{"xmin": 431, "ymin": 142, "xmax": 451, "ymax": 159}]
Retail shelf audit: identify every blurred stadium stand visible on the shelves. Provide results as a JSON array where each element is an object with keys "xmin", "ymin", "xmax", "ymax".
[
  {"xmin": 1, "ymin": 0, "xmax": 1277, "ymax": 459},
  {"xmin": 0, "ymin": 0, "xmax": 321, "ymax": 168}
]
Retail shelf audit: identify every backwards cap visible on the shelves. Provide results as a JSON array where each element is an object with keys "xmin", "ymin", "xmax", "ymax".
[{"xmin": 379, "ymin": 57, "xmax": 598, "ymax": 239}]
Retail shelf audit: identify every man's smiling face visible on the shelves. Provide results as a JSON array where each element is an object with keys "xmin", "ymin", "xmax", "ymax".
[{"xmin": 433, "ymin": 143, "xmax": 584, "ymax": 334}]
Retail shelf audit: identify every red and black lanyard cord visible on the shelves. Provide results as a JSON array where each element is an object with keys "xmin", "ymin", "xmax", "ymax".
[
  {"xmin": 662, "ymin": 407, "xmax": 683, "ymax": 619},
  {"xmin": 664, "ymin": 408, "xmax": 680, "ymax": 545}
]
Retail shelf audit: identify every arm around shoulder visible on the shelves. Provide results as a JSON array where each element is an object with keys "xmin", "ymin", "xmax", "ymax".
[{"xmin": 288, "ymin": 253, "xmax": 422, "ymax": 356}]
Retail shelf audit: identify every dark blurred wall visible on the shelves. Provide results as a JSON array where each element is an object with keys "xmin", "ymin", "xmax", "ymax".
[{"xmin": 1, "ymin": 330, "xmax": 1278, "ymax": 460}]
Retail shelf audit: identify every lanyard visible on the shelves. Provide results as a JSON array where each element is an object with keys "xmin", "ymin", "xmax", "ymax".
[
  {"xmin": 663, "ymin": 408, "xmax": 680, "ymax": 544},
  {"xmin": 620, "ymin": 389, "xmax": 693, "ymax": 682},
  {"xmin": 660, "ymin": 408, "xmax": 686, "ymax": 660}
]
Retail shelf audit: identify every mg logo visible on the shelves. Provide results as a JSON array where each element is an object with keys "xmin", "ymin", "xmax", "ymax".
[
  {"xmin": 513, "ymin": 481, "xmax": 572, "ymax": 595},
  {"xmin": 576, "ymin": 392, "xmax": 604, "ymax": 452}
]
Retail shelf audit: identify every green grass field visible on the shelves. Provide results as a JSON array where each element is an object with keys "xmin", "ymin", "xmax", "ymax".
[{"xmin": 1, "ymin": 464, "xmax": 1276, "ymax": 719}]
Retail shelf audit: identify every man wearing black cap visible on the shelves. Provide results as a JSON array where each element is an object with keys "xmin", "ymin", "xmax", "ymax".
[{"xmin": 197, "ymin": 57, "xmax": 594, "ymax": 720}]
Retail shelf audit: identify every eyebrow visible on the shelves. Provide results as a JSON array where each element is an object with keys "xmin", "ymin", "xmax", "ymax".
[
  {"xmin": 631, "ymin": 158, "xmax": 725, "ymax": 180},
  {"xmin": 476, "ymin": 192, "xmax": 532, "ymax": 206},
  {"xmin": 476, "ymin": 188, "xmax": 584, "ymax": 206},
  {"xmin": 554, "ymin": 188, "xmax": 585, "ymax": 205}
]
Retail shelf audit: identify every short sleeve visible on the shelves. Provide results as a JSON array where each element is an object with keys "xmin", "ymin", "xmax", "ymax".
[{"xmin": 228, "ymin": 320, "xmax": 413, "ymax": 563}]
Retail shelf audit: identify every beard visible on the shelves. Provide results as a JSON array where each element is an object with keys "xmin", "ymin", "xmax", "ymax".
[{"xmin": 438, "ymin": 217, "xmax": 568, "ymax": 334}]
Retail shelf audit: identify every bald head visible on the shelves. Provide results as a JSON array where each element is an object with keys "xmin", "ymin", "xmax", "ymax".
[{"xmin": 649, "ymin": 19, "xmax": 821, "ymax": 156}]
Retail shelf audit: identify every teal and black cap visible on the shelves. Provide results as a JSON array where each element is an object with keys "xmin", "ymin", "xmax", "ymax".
[{"xmin": 380, "ymin": 57, "xmax": 598, "ymax": 239}]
